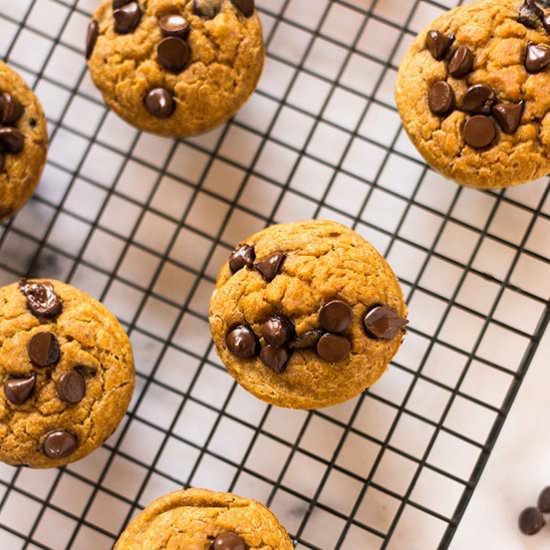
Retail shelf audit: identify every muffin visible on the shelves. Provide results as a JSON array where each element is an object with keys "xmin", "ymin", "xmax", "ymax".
[
  {"xmin": 114, "ymin": 488, "xmax": 294, "ymax": 549},
  {"xmin": 396, "ymin": 0, "xmax": 550, "ymax": 188},
  {"xmin": 208, "ymin": 220, "xmax": 408, "ymax": 410},
  {"xmin": 0, "ymin": 279, "xmax": 135, "ymax": 468},
  {"xmin": 0, "ymin": 62, "xmax": 48, "ymax": 220},
  {"xmin": 86, "ymin": 0, "xmax": 264, "ymax": 137}
]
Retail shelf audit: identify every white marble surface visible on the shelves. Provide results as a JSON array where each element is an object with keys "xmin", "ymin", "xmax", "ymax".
[{"xmin": 452, "ymin": 326, "xmax": 550, "ymax": 549}]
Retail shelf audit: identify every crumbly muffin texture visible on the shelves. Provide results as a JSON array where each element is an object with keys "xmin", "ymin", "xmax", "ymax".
[
  {"xmin": 396, "ymin": 0, "xmax": 550, "ymax": 188},
  {"xmin": 87, "ymin": 0, "xmax": 264, "ymax": 137},
  {"xmin": 114, "ymin": 489, "xmax": 294, "ymax": 549},
  {"xmin": 209, "ymin": 220, "xmax": 407, "ymax": 410},
  {"xmin": 0, "ymin": 62, "xmax": 48, "ymax": 220},
  {"xmin": 0, "ymin": 280, "xmax": 134, "ymax": 468}
]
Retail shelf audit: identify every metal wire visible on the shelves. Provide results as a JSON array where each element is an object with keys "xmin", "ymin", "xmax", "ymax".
[{"xmin": 0, "ymin": 0, "xmax": 549, "ymax": 548}]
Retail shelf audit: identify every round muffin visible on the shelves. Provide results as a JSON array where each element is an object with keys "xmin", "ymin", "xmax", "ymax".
[
  {"xmin": 114, "ymin": 488, "xmax": 294, "ymax": 549},
  {"xmin": 87, "ymin": 0, "xmax": 264, "ymax": 137},
  {"xmin": 0, "ymin": 62, "xmax": 48, "ymax": 220},
  {"xmin": 208, "ymin": 220, "xmax": 408, "ymax": 410},
  {"xmin": 395, "ymin": 0, "xmax": 550, "ymax": 188},
  {"xmin": 0, "ymin": 279, "xmax": 135, "ymax": 468}
]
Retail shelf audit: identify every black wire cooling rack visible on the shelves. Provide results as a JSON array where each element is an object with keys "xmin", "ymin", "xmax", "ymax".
[{"xmin": 0, "ymin": 0, "xmax": 549, "ymax": 548}]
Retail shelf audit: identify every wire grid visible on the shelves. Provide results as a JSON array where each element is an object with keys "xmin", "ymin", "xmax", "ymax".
[{"xmin": 0, "ymin": 0, "xmax": 549, "ymax": 548}]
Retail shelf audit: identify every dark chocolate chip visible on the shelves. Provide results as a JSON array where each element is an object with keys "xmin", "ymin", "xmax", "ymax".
[
  {"xmin": 363, "ymin": 305, "xmax": 408, "ymax": 340},
  {"xmin": 193, "ymin": 0, "xmax": 222, "ymax": 19},
  {"xmin": 226, "ymin": 325, "xmax": 259, "ymax": 358},
  {"xmin": 57, "ymin": 371, "xmax": 86, "ymax": 405},
  {"xmin": 492, "ymin": 101, "xmax": 524, "ymax": 134},
  {"xmin": 425, "ymin": 30, "xmax": 455, "ymax": 61},
  {"xmin": 538, "ymin": 486, "xmax": 550, "ymax": 513},
  {"xmin": 144, "ymin": 88, "xmax": 175, "ymax": 118},
  {"xmin": 157, "ymin": 36, "xmax": 190, "ymax": 73},
  {"xmin": 0, "ymin": 154, "xmax": 5, "ymax": 173},
  {"xmin": 0, "ymin": 93, "xmax": 24, "ymax": 126},
  {"xmin": 262, "ymin": 315, "xmax": 294, "ymax": 347},
  {"xmin": 291, "ymin": 329, "xmax": 323, "ymax": 350},
  {"xmin": 461, "ymin": 84, "xmax": 494, "ymax": 114},
  {"xmin": 254, "ymin": 253, "xmax": 285, "ymax": 282},
  {"xmin": 229, "ymin": 244, "xmax": 255, "ymax": 273},
  {"xmin": 4, "ymin": 373, "xmax": 36, "ymax": 405},
  {"xmin": 210, "ymin": 532, "xmax": 248, "ymax": 550},
  {"xmin": 260, "ymin": 345, "xmax": 289, "ymax": 374},
  {"xmin": 518, "ymin": 0, "xmax": 544, "ymax": 29},
  {"xmin": 319, "ymin": 300, "xmax": 353, "ymax": 333},
  {"xmin": 27, "ymin": 333, "xmax": 61, "ymax": 368},
  {"xmin": 448, "ymin": 45, "xmax": 474, "ymax": 78},
  {"xmin": 525, "ymin": 42, "xmax": 550, "ymax": 73},
  {"xmin": 0, "ymin": 128, "xmax": 24, "ymax": 154},
  {"xmin": 519, "ymin": 507, "xmax": 545, "ymax": 535},
  {"xmin": 113, "ymin": 0, "xmax": 133, "ymax": 7},
  {"xmin": 316, "ymin": 333, "xmax": 351, "ymax": 362},
  {"xmin": 231, "ymin": 0, "xmax": 255, "ymax": 17},
  {"xmin": 0, "ymin": 205, "xmax": 13, "ymax": 219},
  {"xmin": 428, "ymin": 81, "xmax": 454, "ymax": 115},
  {"xmin": 113, "ymin": 2, "xmax": 141, "ymax": 34},
  {"xmin": 19, "ymin": 280, "xmax": 62, "ymax": 318},
  {"xmin": 42, "ymin": 430, "xmax": 78, "ymax": 459},
  {"xmin": 463, "ymin": 115, "xmax": 497, "ymax": 149},
  {"xmin": 86, "ymin": 20, "xmax": 99, "ymax": 59},
  {"xmin": 159, "ymin": 14, "xmax": 191, "ymax": 38}
]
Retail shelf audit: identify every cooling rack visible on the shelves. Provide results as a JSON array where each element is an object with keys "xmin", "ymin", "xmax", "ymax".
[{"xmin": 0, "ymin": 0, "xmax": 549, "ymax": 548}]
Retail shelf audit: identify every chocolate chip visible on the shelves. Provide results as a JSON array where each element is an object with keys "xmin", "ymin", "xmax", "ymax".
[
  {"xmin": 86, "ymin": 20, "xmax": 99, "ymax": 59},
  {"xmin": 57, "ymin": 371, "xmax": 86, "ymax": 405},
  {"xmin": 492, "ymin": 101, "xmax": 524, "ymax": 134},
  {"xmin": 193, "ymin": 0, "xmax": 222, "ymax": 19},
  {"xmin": 363, "ymin": 305, "xmax": 408, "ymax": 340},
  {"xmin": 262, "ymin": 315, "xmax": 294, "ymax": 347},
  {"xmin": 0, "ymin": 93, "xmax": 24, "ymax": 126},
  {"xmin": 113, "ymin": 2, "xmax": 141, "ymax": 34},
  {"xmin": 27, "ymin": 333, "xmax": 61, "ymax": 368},
  {"xmin": 210, "ymin": 532, "xmax": 248, "ymax": 550},
  {"xmin": 0, "ymin": 205, "xmax": 13, "ymax": 219},
  {"xmin": 229, "ymin": 244, "xmax": 255, "ymax": 273},
  {"xmin": 157, "ymin": 37, "xmax": 190, "ymax": 73},
  {"xmin": 4, "ymin": 373, "xmax": 36, "ymax": 405},
  {"xmin": 428, "ymin": 81, "xmax": 454, "ymax": 115},
  {"xmin": 0, "ymin": 128, "xmax": 24, "ymax": 154},
  {"xmin": 226, "ymin": 325, "xmax": 259, "ymax": 358},
  {"xmin": 19, "ymin": 280, "xmax": 62, "ymax": 318},
  {"xmin": 518, "ymin": 0, "xmax": 543, "ymax": 29},
  {"xmin": 0, "ymin": 154, "xmax": 5, "ymax": 173},
  {"xmin": 254, "ymin": 253, "xmax": 285, "ymax": 282},
  {"xmin": 316, "ymin": 333, "xmax": 351, "ymax": 363},
  {"xmin": 42, "ymin": 430, "xmax": 78, "ymax": 459},
  {"xmin": 319, "ymin": 300, "xmax": 353, "ymax": 333},
  {"xmin": 260, "ymin": 345, "xmax": 289, "ymax": 374},
  {"xmin": 525, "ymin": 42, "xmax": 550, "ymax": 73},
  {"xmin": 461, "ymin": 84, "xmax": 493, "ymax": 114},
  {"xmin": 231, "ymin": 0, "xmax": 254, "ymax": 17},
  {"xmin": 519, "ymin": 507, "xmax": 545, "ymax": 535},
  {"xmin": 291, "ymin": 329, "xmax": 323, "ymax": 350},
  {"xmin": 448, "ymin": 45, "xmax": 474, "ymax": 78},
  {"xmin": 463, "ymin": 115, "xmax": 497, "ymax": 149},
  {"xmin": 425, "ymin": 30, "xmax": 454, "ymax": 61},
  {"xmin": 159, "ymin": 14, "xmax": 191, "ymax": 38},
  {"xmin": 113, "ymin": 0, "xmax": 133, "ymax": 7},
  {"xmin": 538, "ymin": 486, "xmax": 550, "ymax": 513},
  {"xmin": 144, "ymin": 88, "xmax": 175, "ymax": 118}
]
